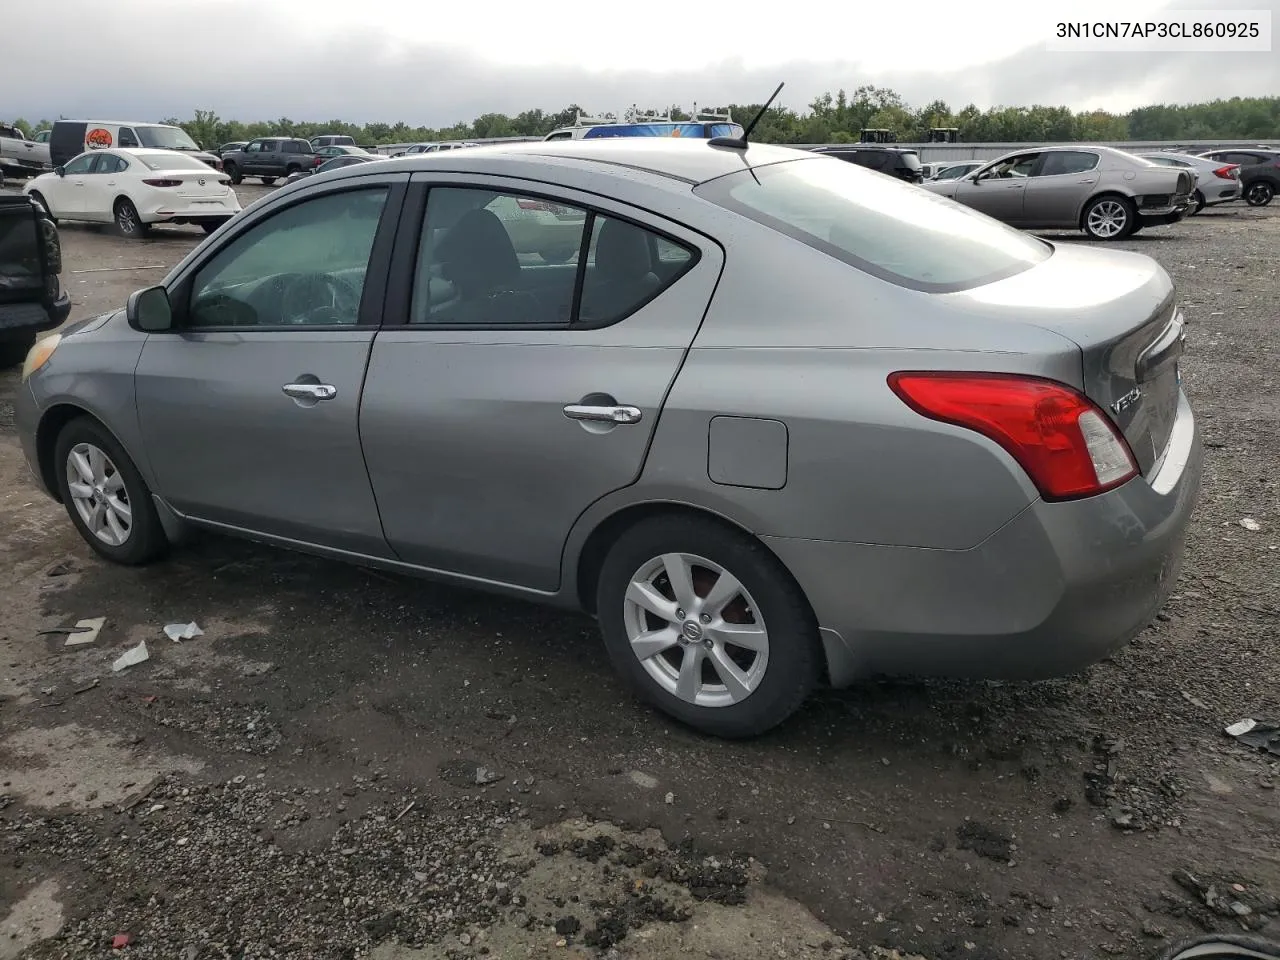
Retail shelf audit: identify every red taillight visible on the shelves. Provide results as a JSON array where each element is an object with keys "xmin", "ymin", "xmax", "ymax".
[
  {"xmin": 1213, "ymin": 164, "xmax": 1239, "ymax": 179},
  {"xmin": 313, "ymin": 155, "xmax": 325, "ymax": 167},
  {"xmin": 141, "ymin": 178, "xmax": 181, "ymax": 187},
  {"xmin": 516, "ymin": 198, "xmax": 551, "ymax": 211},
  {"xmin": 887, "ymin": 372, "xmax": 1138, "ymax": 501}
]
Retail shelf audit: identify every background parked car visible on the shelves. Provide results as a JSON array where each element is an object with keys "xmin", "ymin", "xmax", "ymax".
[
  {"xmin": 310, "ymin": 134, "xmax": 357, "ymax": 149},
  {"xmin": 809, "ymin": 145, "xmax": 925, "ymax": 183},
  {"xmin": 1136, "ymin": 152, "xmax": 1240, "ymax": 213},
  {"xmin": 1199, "ymin": 148, "xmax": 1280, "ymax": 206},
  {"xmin": 217, "ymin": 141, "xmax": 247, "ymax": 158},
  {"xmin": 49, "ymin": 120, "xmax": 222, "ymax": 171},
  {"xmin": 929, "ymin": 160, "xmax": 984, "ymax": 181},
  {"xmin": 284, "ymin": 153, "xmax": 379, "ymax": 184},
  {"xmin": 221, "ymin": 138, "xmax": 320, "ymax": 185},
  {"xmin": 0, "ymin": 122, "xmax": 51, "ymax": 177},
  {"xmin": 24, "ymin": 148, "xmax": 240, "ymax": 238},
  {"xmin": 923, "ymin": 145, "xmax": 1195, "ymax": 240}
]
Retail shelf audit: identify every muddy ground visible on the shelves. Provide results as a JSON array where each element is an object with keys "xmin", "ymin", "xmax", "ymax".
[{"xmin": 0, "ymin": 180, "xmax": 1277, "ymax": 960}]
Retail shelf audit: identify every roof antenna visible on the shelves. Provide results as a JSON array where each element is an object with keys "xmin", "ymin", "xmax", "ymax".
[{"xmin": 709, "ymin": 82, "xmax": 784, "ymax": 150}]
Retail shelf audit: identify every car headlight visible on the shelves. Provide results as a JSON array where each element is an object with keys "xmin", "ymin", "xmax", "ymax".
[{"xmin": 21, "ymin": 334, "xmax": 61, "ymax": 381}]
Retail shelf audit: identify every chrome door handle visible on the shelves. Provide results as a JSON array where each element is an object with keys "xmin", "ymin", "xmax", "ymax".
[
  {"xmin": 282, "ymin": 382, "xmax": 337, "ymax": 400},
  {"xmin": 563, "ymin": 404, "xmax": 642, "ymax": 425},
  {"xmin": 1079, "ymin": 178, "xmax": 1097, "ymax": 183}
]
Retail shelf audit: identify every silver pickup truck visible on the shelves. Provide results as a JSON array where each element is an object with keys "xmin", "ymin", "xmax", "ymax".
[{"xmin": 0, "ymin": 124, "xmax": 52, "ymax": 177}]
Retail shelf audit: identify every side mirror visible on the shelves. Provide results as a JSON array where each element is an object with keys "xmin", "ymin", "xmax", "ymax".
[
  {"xmin": 126, "ymin": 285, "xmax": 174, "ymax": 333},
  {"xmin": 54, "ymin": 166, "xmax": 65, "ymax": 177}
]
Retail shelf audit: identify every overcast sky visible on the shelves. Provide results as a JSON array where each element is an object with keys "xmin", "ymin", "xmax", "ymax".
[{"xmin": 10, "ymin": 0, "xmax": 1278, "ymax": 126}]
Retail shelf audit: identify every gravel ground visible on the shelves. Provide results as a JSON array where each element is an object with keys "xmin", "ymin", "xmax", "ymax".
[{"xmin": 0, "ymin": 182, "xmax": 1277, "ymax": 960}]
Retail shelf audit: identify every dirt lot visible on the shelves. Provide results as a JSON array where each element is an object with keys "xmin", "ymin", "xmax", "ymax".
[{"xmin": 0, "ymin": 181, "xmax": 1277, "ymax": 960}]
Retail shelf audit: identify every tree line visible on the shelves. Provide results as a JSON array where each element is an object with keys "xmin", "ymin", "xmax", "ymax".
[{"xmin": 12, "ymin": 89, "xmax": 1279, "ymax": 148}]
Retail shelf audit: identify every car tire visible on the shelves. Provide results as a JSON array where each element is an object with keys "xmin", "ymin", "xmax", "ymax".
[
  {"xmin": 1192, "ymin": 190, "xmax": 1205, "ymax": 214},
  {"xmin": 200, "ymin": 220, "xmax": 226, "ymax": 235},
  {"xmin": 261, "ymin": 177, "xmax": 276, "ymax": 185},
  {"xmin": 114, "ymin": 199, "xmax": 149, "ymax": 239},
  {"xmin": 1245, "ymin": 182, "xmax": 1275, "ymax": 207},
  {"xmin": 595, "ymin": 514, "xmax": 821, "ymax": 739},
  {"xmin": 28, "ymin": 190, "xmax": 56, "ymax": 224},
  {"xmin": 53, "ymin": 416, "xmax": 169, "ymax": 566},
  {"xmin": 0, "ymin": 332, "xmax": 37, "ymax": 369},
  {"xmin": 224, "ymin": 162, "xmax": 242, "ymax": 185},
  {"xmin": 1082, "ymin": 195, "xmax": 1137, "ymax": 241},
  {"xmin": 286, "ymin": 165, "xmax": 300, "ymax": 176}
]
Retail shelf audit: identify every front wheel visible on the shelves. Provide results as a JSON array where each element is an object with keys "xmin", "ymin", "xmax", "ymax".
[
  {"xmin": 1082, "ymin": 195, "xmax": 1136, "ymax": 241},
  {"xmin": 114, "ymin": 198, "xmax": 150, "ymax": 239},
  {"xmin": 224, "ymin": 162, "xmax": 242, "ymax": 185},
  {"xmin": 260, "ymin": 177, "xmax": 276, "ymax": 185},
  {"xmin": 1245, "ymin": 181, "xmax": 1275, "ymax": 207},
  {"xmin": 53, "ymin": 417, "xmax": 169, "ymax": 565},
  {"xmin": 596, "ymin": 515, "xmax": 821, "ymax": 739}
]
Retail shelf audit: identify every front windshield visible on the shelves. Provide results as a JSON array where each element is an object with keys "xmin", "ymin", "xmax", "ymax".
[
  {"xmin": 695, "ymin": 156, "xmax": 1052, "ymax": 293},
  {"xmin": 136, "ymin": 125, "xmax": 201, "ymax": 152}
]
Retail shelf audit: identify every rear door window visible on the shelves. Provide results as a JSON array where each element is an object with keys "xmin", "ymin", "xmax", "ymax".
[
  {"xmin": 695, "ymin": 156, "xmax": 1051, "ymax": 293},
  {"xmin": 897, "ymin": 152, "xmax": 922, "ymax": 171},
  {"xmin": 1038, "ymin": 151, "xmax": 1099, "ymax": 176}
]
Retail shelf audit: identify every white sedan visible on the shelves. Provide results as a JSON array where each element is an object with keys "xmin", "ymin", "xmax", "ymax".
[{"xmin": 23, "ymin": 148, "xmax": 241, "ymax": 239}]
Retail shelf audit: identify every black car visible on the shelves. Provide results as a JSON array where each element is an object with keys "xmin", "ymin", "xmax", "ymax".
[
  {"xmin": 1199, "ymin": 148, "xmax": 1280, "ymax": 206},
  {"xmin": 0, "ymin": 194, "xmax": 70, "ymax": 367},
  {"xmin": 284, "ymin": 153, "xmax": 378, "ymax": 184},
  {"xmin": 810, "ymin": 146, "xmax": 925, "ymax": 184}
]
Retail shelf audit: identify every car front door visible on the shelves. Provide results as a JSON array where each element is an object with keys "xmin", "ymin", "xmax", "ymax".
[
  {"xmin": 81, "ymin": 152, "xmax": 127, "ymax": 222},
  {"xmin": 42, "ymin": 153, "xmax": 95, "ymax": 216},
  {"xmin": 133, "ymin": 175, "xmax": 407, "ymax": 554},
  {"xmin": 358, "ymin": 177, "xmax": 723, "ymax": 591},
  {"xmin": 1022, "ymin": 150, "xmax": 1101, "ymax": 226},
  {"xmin": 953, "ymin": 153, "xmax": 1039, "ymax": 223},
  {"xmin": 241, "ymin": 140, "xmax": 266, "ymax": 174}
]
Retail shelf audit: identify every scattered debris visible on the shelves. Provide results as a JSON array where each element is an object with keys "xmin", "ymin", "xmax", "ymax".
[
  {"xmin": 73, "ymin": 679, "xmax": 100, "ymax": 695},
  {"xmin": 394, "ymin": 800, "xmax": 415, "ymax": 821},
  {"xmin": 1181, "ymin": 691, "xmax": 1209, "ymax": 710},
  {"xmin": 1238, "ymin": 518, "xmax": 1262, "ymax": 532},
  {"xmin": 112, "ymin": 640, "xmax": 150, "ymax": 672},
  {"xmin": 46, "ymin": 559, "xmax": 76, "ymax": 577},
  {"xmin": 475, "ymin": 766, "xmax": 502, "ymax": 786},
  {"xmin": 1225, "ymin": 719, "xmax": 1280, "ymax": 757},
  {"xmin": 163, "ymin": 621, "xmax": 203, "ymax": 642},
  {"xmin": 112, "ymin": 932, "xmax": 132, "ymax": 948},
  {"xmin": 65, "ymin": 616, "xmax": 106, "ymax": 646},
  {"xmin": 664, "ymin": 791, "xmax": 675, "ymax": 804},
  {"xmin": 955, "ymin": 821, "xmax": 1014, "ymax": 862}
]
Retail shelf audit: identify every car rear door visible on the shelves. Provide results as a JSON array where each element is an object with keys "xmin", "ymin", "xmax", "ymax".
[
  {"xmin": 133, "ymin": 174, "xmax": 408, "ymax": 554},
  {"xmin": 358, "ymin": 176, "xmax": 724, "ymax": 592}
]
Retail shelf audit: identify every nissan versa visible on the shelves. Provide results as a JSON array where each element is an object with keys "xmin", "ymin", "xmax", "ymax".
[{"xmin": 16, "ymin": 139, "xmax": 1203, "ymax": 738}]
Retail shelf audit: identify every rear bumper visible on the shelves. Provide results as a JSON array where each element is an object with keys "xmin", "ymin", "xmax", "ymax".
[
  {"xmin": 142, "ymin": 199, "xmax": 239, "ymax": 224},
  {"xmin": 0, "ymin": 289, "xmax": 71, "ymax": 339},
  {"xmin": 768, "ymin": 388, "xmax": 1203, "ymax": 686},
  {"xmin": 1205, "ymin": 185, "xmax": 1240, "ymax": 203}
]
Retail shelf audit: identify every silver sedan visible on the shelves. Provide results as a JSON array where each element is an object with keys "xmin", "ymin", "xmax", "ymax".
[
  {"xmin": 923, "ymin": 145, "xmax": 1196, "ymax": 240},
  {"xmin": 15, "ymin": 140, "xmax": 1203, "ymax": 738}
]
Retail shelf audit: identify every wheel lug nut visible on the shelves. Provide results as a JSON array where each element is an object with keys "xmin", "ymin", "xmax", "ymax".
[
  {"xmin": 700, "ymin": 614, "xmax": 711, "ymax": 624},
  {"xmin": 676, "ymin": 609, "xmax": 685, "ymax": 620}
]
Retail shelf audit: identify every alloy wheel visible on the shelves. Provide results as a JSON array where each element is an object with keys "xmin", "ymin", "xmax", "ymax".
[
  {"xmin": 1087, "ymin": 200, "xmax": 1129, "ymax": 238},
  {"xmin": 65, "ymin": 442, "xmax": 132, "ymax": 546},
  {"xmin": 622, "ymin": 552, "xmax": 769, "ymax": 708},
  {"xmin": 116, "ymin": 203, "xmax": 138, "ymax": 235}
]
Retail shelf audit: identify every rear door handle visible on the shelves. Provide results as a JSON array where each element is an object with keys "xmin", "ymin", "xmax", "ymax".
[
  {"xmin": 282, "ymin": 382, "xmax": 337, "ymax": 400},
  {"xmin": 563, "ymin": 404, "xmax": 642, "ymax": 425}
]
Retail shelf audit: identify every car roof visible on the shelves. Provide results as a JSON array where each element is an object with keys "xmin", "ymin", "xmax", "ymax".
[
  {"xmin": 381, "ymin": 138, "xmax": 812, "ymax": 185},
  {"xmin": 60, "ymin": 120, "xmax": 176, "ymax": 128}
]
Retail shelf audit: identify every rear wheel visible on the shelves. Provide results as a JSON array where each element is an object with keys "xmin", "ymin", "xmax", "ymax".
[
  {"xmin": 1082, "ymin": 195, "xmax": 1136, "ymax": 241},
  {"xmin": 1245, "ymin": 181, "xmax": 1275, "ymax": 206},
  {"xmin": 1192, "ymin": 190, "xmax": 1205, "ymax": 214},
  {"xmin": 114, "ymin": 198, "xmax": 149, "ymax": 239},
  {"xmin": 53, "ymin": 417, "xmax": 168, "ymax": 565},
  {"xmin": 224, "ymin": 161, "xmax": 242, "ymax": 185},
  {"xmin": 596, "ymin": 515, "xmax": 821, "ymax": 739},
  {"xmin": 200, "ymin": 220, "xmax": 227, "ymax": 235},
  {"xmin": 286, "ymin": 165, "xmax": 300, "ymax": 176},
  {"xmin": 28, "ymin": 191, "xmax": 56, "ymax": 223},
  {"xmin": 260, "ymin": 176, "xmax": 276, "ymax": 185}
]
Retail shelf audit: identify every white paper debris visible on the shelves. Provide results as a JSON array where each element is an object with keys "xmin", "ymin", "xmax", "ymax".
[
  {"xmin": 112, "ymin": 641, "xmax": 150, "ymax": 672},
  {"xmin": 163, "ymin": 622, "xmax": 203, "ymax": 642},
  {"xmin": 1225, "ymin": 719, "xmax": 1258, "ymax": 738},
  {"xmin": 1239, "ymin": 518, "xmax": 1261, "ymax": 532},
  {"xmin": 65, "ymin": 617, "xmax": 105, "ymax": 647}
]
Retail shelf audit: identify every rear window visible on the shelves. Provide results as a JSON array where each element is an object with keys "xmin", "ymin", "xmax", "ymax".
[
  {"xmin": 897, "ymin": 151, "xmax": 922, "ymax": 170},
  {"xmin": 138, "ymin": 153, "xmax": 213, "ymax": 171},
  {"xmin": 694, "ymin": 157, "xmax": 1052, "ymax": 293}
]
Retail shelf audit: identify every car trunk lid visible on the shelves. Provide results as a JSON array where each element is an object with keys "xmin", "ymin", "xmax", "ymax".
[
  {"xmin": 160, "ymin": 171, "xmax": 231, "ymax": 200},
  {"xmin": 948, "ymin": 242, "xmax": 1184, "ymax": 476}
]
